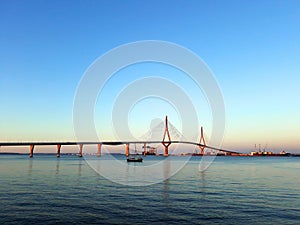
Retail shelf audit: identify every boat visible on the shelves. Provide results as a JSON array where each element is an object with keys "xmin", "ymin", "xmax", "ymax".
[
  {"xmin": 127, "ymin": 155, "xmax": 143, "ymax": 162},
  {"xmin": 127, "ymin": 144, "xmax": 143, "ymax": 162}
]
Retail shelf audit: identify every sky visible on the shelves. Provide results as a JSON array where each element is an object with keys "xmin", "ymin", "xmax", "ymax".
[{"xmin": 1, "ymin": 0, "xmax": 300, "ymax": 153}]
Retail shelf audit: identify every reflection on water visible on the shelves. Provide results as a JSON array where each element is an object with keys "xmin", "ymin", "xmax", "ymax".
[
  {"xmin": 56, "ymin": 159, "xmax": 60, "ymax": 175},
  {"xmin": 28, "ymin": 158, "xmax": 33, "ymax": 176},
  {"xmin": 85, "ymin": 155, "xmax": 190, "ymax": 186},
  {"xmin": 162, "ymin": 159, "xmax": 171, "ymax": 202},
  {"xmin": 78, "ymin": 161, "xmax": 83, "ymax": 176},
  {"xmin": 1, "ymin": 155, "xmax": 300, "ymax": 224},
  {"xmin": 25, "ymin": 156, "xmax": 86, "ymax": 177},
  {"xmin": 200, "ymin": 171, "xmax": 206, "ymax": 189},
  {"xmin": 199, "ymin": 171, "xmax": 207, "ymax": 200}
]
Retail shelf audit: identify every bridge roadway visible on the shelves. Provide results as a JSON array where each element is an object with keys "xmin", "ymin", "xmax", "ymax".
[{"xmin": 0, "ymin": 141, "xmax": 240, "ymax": 155}]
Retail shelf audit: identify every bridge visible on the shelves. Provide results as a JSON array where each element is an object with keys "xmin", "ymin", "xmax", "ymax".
[{"xmin": 0, "ymin": 116, "xmax": 240, "ymax": 157}]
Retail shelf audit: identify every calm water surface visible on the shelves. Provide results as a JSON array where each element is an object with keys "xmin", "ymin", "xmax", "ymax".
[{"xmin": 1, "ymin": 155, "xmax": 299, "ymax": 224}]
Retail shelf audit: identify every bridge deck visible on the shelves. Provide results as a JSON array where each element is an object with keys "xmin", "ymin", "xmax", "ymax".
[{"xmin": 0, "ymin": 141, "xmax": 239, "ymax": 154}]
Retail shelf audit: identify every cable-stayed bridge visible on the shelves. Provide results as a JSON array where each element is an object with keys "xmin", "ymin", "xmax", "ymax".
[{"xmin": 0, "ymin": 116, "xmax": 240, "ymax": 157}]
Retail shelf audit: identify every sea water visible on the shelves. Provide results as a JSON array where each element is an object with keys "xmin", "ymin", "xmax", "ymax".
[{"xmin": 1, "ymin": 154, "xmax": 299, "ymax": 224}]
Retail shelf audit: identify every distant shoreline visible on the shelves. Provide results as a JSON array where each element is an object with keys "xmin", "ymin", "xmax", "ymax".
[{"xmin": 1, "ymin": 152, "xmax": 299, "ymax": 157}]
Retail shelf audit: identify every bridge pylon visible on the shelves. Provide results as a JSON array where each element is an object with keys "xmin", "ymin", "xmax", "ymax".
[
  {"xmin": 29, "ymin": 145, "xmax": 34, "ymax": 158},
  {"xmin": 97, "ymin": 144, "xmax": 102, "ymax": 157},
  {"xmin": 125, "ymin": 143, "xmax": 129, "ymax": 157},
  {"xmin": 78, "ymin": 144, "xmax": 83, "ymax": 157},
  {"xmin": 57, "ymin": 144, "xmax": 61, "ymax": 158},
  {"xmin": 199, "ymin": 126, "xmax": 206, "ymax": 155},
  {"xmin": 162, "ymin": 116, "xmax": 171, "ymax": 156}
]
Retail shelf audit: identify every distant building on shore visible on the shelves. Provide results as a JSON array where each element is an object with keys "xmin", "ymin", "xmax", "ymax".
[{"xmin": 250, "ymin": 149, "xmax": 289, "ymax": 156}]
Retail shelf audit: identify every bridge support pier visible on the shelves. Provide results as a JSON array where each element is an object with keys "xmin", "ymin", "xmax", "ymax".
[
  {"xmin": 125, "ymin": 143, "xmax": 129, "ymax": 157},
  {"xmin": 200, "ymin": 147, "xmax": 205, "ymax": 155},
  {"xmin": 163, "ymin": 145, "xmax": 170, "ymax": 157},
  {"xmin": 78, "ymin": 144, "xmax": 83, "ymax": 157},
  {"xmin": 97, "ymin": 144, "xmax": 102, "ymax": 157},
  {"xmin": 143, "ymin": 143, "xmax": 146, "ymax": 156},
  {"xmin": 29, "ymin": 145, "xmax": 34, "ymax": 158},
  {"xmin": 57, "ymin": 144, "xmax": 61, "ymax": 158}
]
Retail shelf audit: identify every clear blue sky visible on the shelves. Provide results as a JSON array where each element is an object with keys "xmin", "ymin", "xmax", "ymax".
[{"xmin": 1, "ymin": 0, "xmax": 299, "ymax": 152}]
